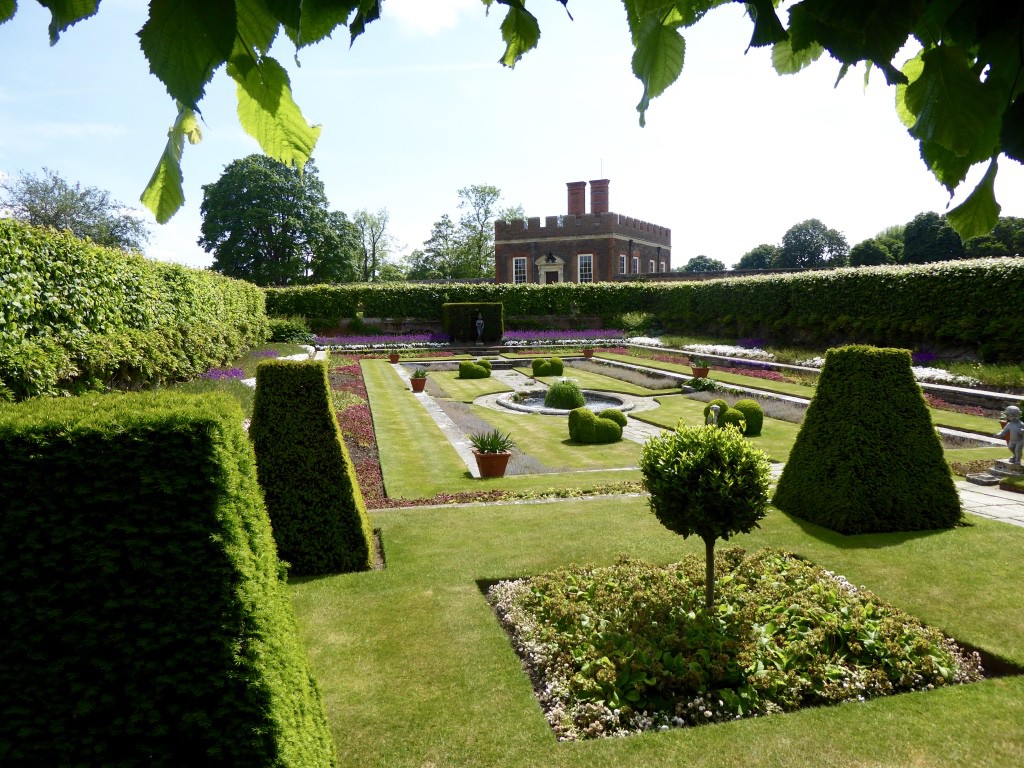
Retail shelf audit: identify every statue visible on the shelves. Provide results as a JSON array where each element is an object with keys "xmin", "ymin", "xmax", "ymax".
[
  {"xmin": 997, "ymin": 405, "xmax": 1024, "ymax": 465},
  {"xmin": 705, "ymin": 404, "xmax": 720, "ymax": 427},
  {"xmin": 475, "ymin": 313, "xmax": 485, "ymax": 344}
]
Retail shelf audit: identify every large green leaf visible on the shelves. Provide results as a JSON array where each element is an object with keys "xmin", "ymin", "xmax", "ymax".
[
  {"xmin": 347, "ymin": 0, "xmax": 381, "ymax": 43},
  {"xmin": 0, "ymin": 0, "xmax": 15, "ymax": 24},
  {"xmin": 771, "ymin": 38, "xmax": 823, "ymax": 75},
  {"xmin": 36, "ymin": 0, "xmax": 99, "ymax": 44},
  {"xmin": 903, "ymin": 45, "xmax": 1002, "ymax": 159},
  {"xmin": 236, "ymin": 0, "xmax": 281, "ymax": 56},
  {"xmin": 919, "ymin": 139, "xmax": 974, "ymax": 193},
  {"xmin": 293, "ymin": 0, "xmax": 357, "ymax": 47},
  {"xmin": 228, "ymin": 52, "xmax": 320, "ymax": 170},
  {"xmin": 497, "ymin": 2, "xmax": 541, "ymax": 68},
  {"xmin": 744, "ymin": 0, "xmax": 787, "ymax": 49},
  {"xmin": 895, "ymin": 51, "xmax": 924, "ymax": 128},
  {"xmin": 947, "ymin": 158, "xmax": 1001, "ymax": 241},
  {"xmin": 631, "ymin": 13, "xmax": 685, "ymax": 126},
  {"xmin": 138, "ymin": 0, "xmax": 237, "ymax": 109},
  {"xmin": 141, "ymin": 105, "xmax": 202, "ymax": 223}
]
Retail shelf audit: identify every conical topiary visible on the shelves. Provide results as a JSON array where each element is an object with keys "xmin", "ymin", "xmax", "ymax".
[{"xmin": 773, "ymin": 345, "xmax": 962, "ymax": 534}]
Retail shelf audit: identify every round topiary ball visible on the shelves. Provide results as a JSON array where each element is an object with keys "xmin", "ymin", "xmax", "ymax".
[
  {"xmin": 719, "ymin": 407, "xmax": 747, "ymax": 432},
  {"xmin": 703, "ymin": 398, "xmax": 730, "ymax": 422},
  {"xmin": 545, "ymin": 380, "xmax": 585, "ymax": 409},
  {"xmin": 732, "ymin": 398, "xmax": 764, "ymax": 436},
  {"xmin": 598, "ymin": 408, "xmax": 628, "ymax": 427}
]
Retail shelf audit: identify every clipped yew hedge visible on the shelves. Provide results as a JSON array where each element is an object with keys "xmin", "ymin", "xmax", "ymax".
[
  {"xmin": 266, "ymin": 259, "xmax": 1024, "ymax": 359},
  {"xmin": 773, "ymin": 346, "xmax": 962, "ymax": 534},
  {"xmin": 0, "ymin": 220, "xmax": 268, "ymax": 400},
  {"xmin": 0, "ymin": 391, "xmax": 336, "ymax": 767},
  {"xmin": 249, "ymin": 359, "xmax": 374, "ymax": 575}
]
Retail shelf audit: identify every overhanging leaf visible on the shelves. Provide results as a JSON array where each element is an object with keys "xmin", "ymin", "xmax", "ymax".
[
  {"xmin": 228, "ymin": 53, "xmax": 320, "ymax": 169},
  {"xmin": 1001, "ymin": 94, "xmax": 1024, "ymax": 165},
  {"xmin": 919, "ymin": 138, "xmax": 973, "ymax": 193},
  {"xmin": 294, "ymin": 0, "xmax": 357, "ymax": 47},
  {"xmin": 947, "ymin": 158, "xmax": 1001, "ymax": 240},
  {"xmin": 497, "ymin": 2, "xmax": 541, "ymax": 68},
  {"xmin": 0, "ymin": 0, "xmax": 14, "ymax": 23},
  {"xmin": 36, "ymin": 0, "xmax": 99, "ymax": 44},
  {"xmin": 348, "ymin": 0, "xmax": 381, "ymax": 43},
  {"xmin": 744, "ymin": 0, "xmax": 787, "ymax": 49},
  {"xmin": 895, "ymin": 52, "xmax": 924, "ymax": 128},
  {"xmin": 772, "ymin": 38, "xmax": 823, "ymax": 75},
  {"xmin": 138, "ymin": 0, "xmax": 237, "ymax": 109},
  {"xmin": 632, "ymin": 14, "xmax": 685, "ymax": 126},
  {"xmin": 141, "ymin": 104, "xmax": 202, "ymax": 223},
  {"xmin": 236, "ymin": 0, "xmax": 281, "ymax": 56}
]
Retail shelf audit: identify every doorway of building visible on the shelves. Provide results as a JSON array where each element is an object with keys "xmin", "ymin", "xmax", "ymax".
[{"xmin": 544, "ymin": 271, "xmax": 559, "ymax": 284}]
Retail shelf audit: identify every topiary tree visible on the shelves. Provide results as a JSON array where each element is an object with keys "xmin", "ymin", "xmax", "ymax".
[
  {"xmin": 568, "ymin": 407, "xmax": 623, "ymax": 444},
  {"xmin": 249, "ymin": 359, "xmax": 374, "ymax": 575},
  {"xmin": 545, "ymin": 380, "xmax": 585, "ymax": 409},
  {"xmin": 640, "ymin": 424, "xmax": 772, "ymax": 611},
  {"xmin": 773, "ymin": 345, "xmax": 962, "ymax": 534},
  {"xmin": 719, "ymin": 407, "xmax": 747, "ymax": 432},
  {"xmin": 598, "ymin": 408, "xmax": 628, "ymax": 428},
  {"xmin": 732, "ymin": 398, "xmax": 764, "ymax": 436},
  {"xmin": 531, "ymin": 357, "xmax": 564, "ymax": 377},
  {"xmin": 458, "ymin": 360, "xmax": 491, "ymax": 379},
  {"xmin": 703, "ymin": 398, "xmax": 730, "ymax": 424}
]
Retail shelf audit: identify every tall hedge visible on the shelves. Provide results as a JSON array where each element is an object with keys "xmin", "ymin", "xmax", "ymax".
[
  {"xmin": 249, "ymin": 359, "xmax": 374, "ymax": 575},
  {"xmin": 0, "ymin": 219, "xmax": 268, "ymax": 399},
  {"xmin": 265, "ymin": 259, "xmax": 1024, "ymax": 359},
  {"xmin": 773, "ymin": 346, "xmax": 962, "ymax": 534},
  {"xmin": 0, "ymin": 391, "xmax": 336, "ymax": 767}
]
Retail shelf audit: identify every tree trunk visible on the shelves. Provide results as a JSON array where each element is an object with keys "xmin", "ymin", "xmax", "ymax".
[{"xmin": 704, "ymin": 537, "xmax": 716, "ymax": 612}]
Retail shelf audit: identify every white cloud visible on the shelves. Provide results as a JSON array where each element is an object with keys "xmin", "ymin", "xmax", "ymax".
[{"xmin": 384, "ymin": 0, "xmax": 477, "ymax": 37}]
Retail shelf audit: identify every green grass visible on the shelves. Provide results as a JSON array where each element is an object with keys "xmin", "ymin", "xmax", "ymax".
[
  {"xmin": 430, "ymin": 371, "xmax": 512, "ymax": 402},
  {"xmin": 526, "ymin": 367, "xmax": 679, "ymax": 396},
  {"xmin": 290, "ymin": 498, "xmax": 1024, "ymax": 768}
]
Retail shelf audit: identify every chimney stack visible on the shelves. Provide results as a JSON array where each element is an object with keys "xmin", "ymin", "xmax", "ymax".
[
  {"xmin": 567, "ymin": 181, "xmax": 586, "ymax": 216},
  {"xmin": 590, "ymin": 179, "xmax": 610, "ymax": 214}
]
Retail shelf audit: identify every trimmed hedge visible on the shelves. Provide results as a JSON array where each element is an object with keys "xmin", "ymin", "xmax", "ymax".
[
  {"xmin": 249, "ymin": 359, "xmax": 374, "ymax": 575},
  {"xmin": 545, "ymin": 379, "xmax": 585, "ymax": 409},
  {"xmin": 268, "ymin": 315, "xmax": 315, "ymax": 343},
  {"xmin": 599, "ymin": 408, "xmax": 628, "ymax": 427},
  {"xmin": 0, "ymin": 391, "xmax": 336, "ymax": 767},
  {"xmin": 0, "ymin": 220, "xmax": 268, "ymax": 400},
  {"xmin": 773, "ymin": 345, "xmax": 962, "ymax": 534},
  {"xmin": 703, "ymin": 398, "xmax": 730, "ymax": 424},
  {"xmin": 719, "ymin": 407, "xmax": 747, "ymax": 431},
  {"xmin": 568, "ymin": 407, "xmax": 623, "ymax": 443},
  {"xmin": 458, "ymin": 360, "xmax": 492, "ymax": 379},
  {"xmin": 265, "ymin": 260, "xmax": 1024, "ymax": 359},
  {"xmin": 733, "ymin": 398, "xmax": 764, "ymax": 436},
  {"xmin": 532, "ymin": 356, "xmax": 565, "ymax": 377}
]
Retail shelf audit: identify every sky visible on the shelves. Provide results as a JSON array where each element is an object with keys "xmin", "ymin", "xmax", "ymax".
[{"xmin": 1, "ymin": 0, "xmax": 1022, "ymax": 270}]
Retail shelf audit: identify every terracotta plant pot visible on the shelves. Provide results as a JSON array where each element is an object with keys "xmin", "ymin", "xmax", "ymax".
[
  {"xmin": 474, "ymin": 451, "xmax": 512, "ymax": 478},
  {"xmin": 410, "ymin": 377, "xmax": 427, "ymax": 393},
  {"xmin": 582, "ymin": 349, "xmax": 594, "ymax": 359},
  {"xmin": 691, "ymin": 367, "xmax": 710, "ymax": 378},
  {"xmin": 389, "ymin": 353, "xmax": 400, "ymax": 364}
]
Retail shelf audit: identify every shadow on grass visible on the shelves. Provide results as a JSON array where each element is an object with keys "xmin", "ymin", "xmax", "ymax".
[{"xmin": 778, "ymin": 510, "xmax": 958, "ymax": 549}]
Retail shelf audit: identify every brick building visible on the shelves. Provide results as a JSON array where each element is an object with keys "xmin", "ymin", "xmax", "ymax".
[{"xmin": 494, "ymin": 179, "xmax": 671, "ymax": 284}]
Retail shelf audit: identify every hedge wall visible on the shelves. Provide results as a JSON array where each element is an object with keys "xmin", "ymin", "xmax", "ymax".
[
  {"xmin": 0, "ymin": 391, "xmax": 336, "ymax": 767},
  {"xmin": 249, "ymin": 359, "xmax": 374, "ymax": 575},
  {"xmin": 0, "ymin": 220, "xmax": 268, "ymax": 399},
  {"xmin": 266, "ymin": 259, "xmax": 1024, "ymax": 359}
]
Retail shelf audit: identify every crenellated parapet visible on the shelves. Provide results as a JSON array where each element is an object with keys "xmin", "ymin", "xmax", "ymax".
[{"xmin": 495, "ymin": 212, "xmax": 671, "ymax": 245}]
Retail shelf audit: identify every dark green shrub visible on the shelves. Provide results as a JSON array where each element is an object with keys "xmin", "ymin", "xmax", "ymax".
[
  {"xmin": 703, "ymin": 398, "xmax": 730, "ymax": 423},
  {"xmin": 640, "ymin": 423, "xmax": 772, "ymax": 609},
  {"xmin": 568, "ymin": 407, "xmax": 623, "ymax": 443},
  {"xmin": 545, "ymin": 380, "xmax": 586, "ymax": 409},
  {"xmin": 458, "ymin": 360, "xmax": 491, "ymax": 379},
  {"xmin": 598, "ymin": 408, "xmax": 628, "ymax": 427},
  {"xmin": 268, "ymin": 315, "xmax": 315, "ymax": 343},
  {"xmin": 773, "ymin": 345, "xmax": 962, "ymax": 533},
  {"xmin": 0, "ymin": 391, "xmax": 336, "ymax": 767},
  {"xmin": 442, "ymin": 302, "xmax": 504, "ymax": 343},
  {"xmin": 477, "ymin": 358, "xmax": 492, "ymax": 371},
  {"xmin": 732, "ymin": 398, "xmax": 764, "ymax": 436},
  {"xmin": 532, "ymin": 356, "xmax": 565, "ymax": 377},
  {"xmin": 548, "ymin": 356, "xmax": 564, "ymax": 375},
  {"xmin": 720, "ymin": 407, "xmax": 747, "ymax": 431},
  {"xmin": 249, "ymin": 359, "xmax": 374, "ymax": 575}
]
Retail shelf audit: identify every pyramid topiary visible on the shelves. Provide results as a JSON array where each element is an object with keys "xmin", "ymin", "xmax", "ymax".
[
  {"xmin": 250, "ymin": 359, "xmax": 374, "ymax": 575},
  {"xmin": 773, "ymin": 345, "xmax": 962, "ymax": 534}
]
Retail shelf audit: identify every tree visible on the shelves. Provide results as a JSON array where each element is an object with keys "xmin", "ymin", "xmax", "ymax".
[
  {"xmin": 640, "ymin": 424, "xmax": 771, "ymax": 611},
  {"xmin": 0, "ymin": 168, "xmax": 149, "ymax": 251},
  {"xmin": 198, "ymin": 155, "xmax": 357, "ymax": 286},
  {"xmin": 848, "ymin": 238, "xmax": 893, "ymax": 267},
  {"xmin": 406, "ymin": 214, "xmax": 464, "ymax": 280},
  {"xmin": 9, "ymin": 2, "xmax": 1021, "ymax": 238},
  {"xmin": 681, "ymin": 254, "xmax": 725, "ymax": 272},
  {"xmin": 874, "ymin": 225, "xmax": 905, "ymax": 264},
  {"xmin": 353, "ymin": 209, "xmax": 393, "ymax": 282},
  {"xmin": 735, "ymin": 244, "xmax": 779, "ymax": 270},
  {"xmin": 774, "ymin": 219, "xmax": 848, "ymax": 269},
  {"xmin": 902, "ymin": 212, "xmax": 965, "ymax": 264},
  {"xmin": 965, "ymin": 217, "xmax": 1024, "ymax": 257}
]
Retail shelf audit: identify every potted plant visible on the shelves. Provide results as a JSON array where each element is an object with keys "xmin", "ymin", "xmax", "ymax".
[
  {"xmin": 581, "ymin": 344, "xmax": 596, "ymax": 359},
  {"xmin": 469, "ymin": 429, "xmax": 516, "ymax": 478},
  {"xmin": 388, "ymin": 352, "xmax": 400, "ymax": 364},
  {"xmin": 690, "ymin": 357, "xmax": 711, "ymax": 378},
  {"xmin": 410, "ymin": 369, "xmax": 428, "ymax": 393}
]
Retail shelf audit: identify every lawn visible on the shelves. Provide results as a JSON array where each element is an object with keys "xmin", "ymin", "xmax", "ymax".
[
  {"xmin": 290, "ymin": 498, "xmax": 1024, "ymax": 768},
  {"xmin": 427, "ymin": 370, "xmax": 513, "ymax": 402},
  {"xmin": 523, "ymin": 367, "xmax": 680, "ymax": 396}
]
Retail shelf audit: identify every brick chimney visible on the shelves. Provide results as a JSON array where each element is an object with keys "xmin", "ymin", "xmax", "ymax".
[
  {"xmin": 590, "ymin": 179, "xmax": 610, "ymax": 214},
  {"xmin": 567, "ymin": 181, "xmax": 586, "ymax": 216}
]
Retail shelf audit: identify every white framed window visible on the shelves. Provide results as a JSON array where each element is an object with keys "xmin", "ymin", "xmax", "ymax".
[
  {"xmin": 512, "ymin": 257, "xmax": 527, "ymax": 284},
  {"xmin": 578, "ymin": 254, "xmax": 593, "ymax": 283},
  {"xmin": 648, "ymin": 259, "xmax": 655, "ymax": 273},
  {"xmin": 631, "ymin": 256, "xmax": 639, "ymax": 274},
  {"xmin": 659, "ymin": 261, "xmax": 666, "ymax": 273},
  {"xmin": 619, "ymin": 254, "xmax": 627, "ymax": 274}
]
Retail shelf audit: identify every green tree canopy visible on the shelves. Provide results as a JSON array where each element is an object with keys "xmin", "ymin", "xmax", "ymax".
[
  {"xmin": 902, "ymin": 212, "xmax": 965, "ymax": 264},
  {"xmin": 774, "ymin": 219, "xmax": 849, "ymax": 269},
  {"xmin": 848, "ymin": 238, "xmax": 893, "ymax": 267},
  {"xmin": 1, "ymin": 167, "xmax": 149, "ymax": 251},
  {"xmin": 198, "ymin": 155, "xmax": 357, "ymax": 286},
  {"xmin": 353, "ymin": 208, "xmax": 394, "ymax": 283},
  {"xmin": 7, "ymin": 2, "xmax": 1021, "ymax": 239},
  {"xmin": 681, "ymin": 254, "xmax": 725, "ymax": 272},
  {"xmin": 735, "ymin": 243, "xmax": 779, "ymax": 270}
]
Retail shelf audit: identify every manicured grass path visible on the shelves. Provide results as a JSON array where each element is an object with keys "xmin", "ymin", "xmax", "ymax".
[{"xmin": 290, "ymin": 498, "xmax": 1024, "ymax": 768}]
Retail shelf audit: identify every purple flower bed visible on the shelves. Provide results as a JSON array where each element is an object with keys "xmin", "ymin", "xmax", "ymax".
[
  {"xmin": 503, "ymin": 329, "xmax": 624, "ymax": 341},
  {"xmin": 315, "ymin": 332, "xmax": 450, "ymax": 346},
  {"xmin": 202, "ymin": 367, "xmax": 245, "ymax": 380}
]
